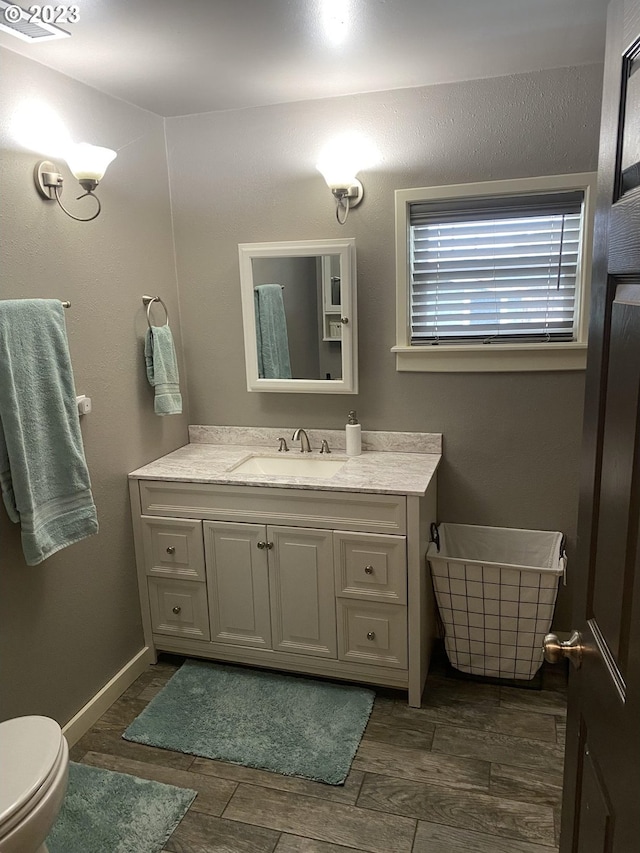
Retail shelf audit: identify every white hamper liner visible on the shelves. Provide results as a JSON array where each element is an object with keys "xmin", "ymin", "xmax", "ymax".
[{"xmin": 426, "ymin": 523, "xmax": 566, "ymax": 680}]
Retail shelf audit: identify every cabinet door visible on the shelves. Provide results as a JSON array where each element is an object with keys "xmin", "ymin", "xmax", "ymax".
[
  {"xmin": 204, "ymin": 521, "xmax": 272, "ymax": 649},
  {"xmin": 268, "ymin": 526, "xmax": 337, "ymax": 658}
]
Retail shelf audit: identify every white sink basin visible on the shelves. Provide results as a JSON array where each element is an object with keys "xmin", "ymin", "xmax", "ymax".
[{"xmin": 230, "ymin": 455, "xmax": 347, "ymax": 478}]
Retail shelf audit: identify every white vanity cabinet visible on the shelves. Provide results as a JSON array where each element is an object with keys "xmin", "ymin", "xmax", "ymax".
[{"xmin": 129, "ymin": 477, "xmax": 436, "ymax": 707}]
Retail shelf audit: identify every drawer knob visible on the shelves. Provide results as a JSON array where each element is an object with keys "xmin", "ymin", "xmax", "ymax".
[
  {"xmin": 367, "ymin": 631, "xmax": 376, "ymax": 641},
  {"xmin": 172, "ymin": 605, "xmax": 181, "ymax": 614},
  {"xmin": 364, "ymin": 565, "xmax": 374, "ymax": 575},
  {"xmin": 257, "ymin": 541, "xmax": 266, "ymax": 549},
  {"xmin": 166, "ymin": 546, "xmax": 176, "ymax": 555}
]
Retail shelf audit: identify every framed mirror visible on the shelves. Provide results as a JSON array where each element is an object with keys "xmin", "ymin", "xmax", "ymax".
[{"xmin": 238, "ymin": 238, "xmax": 358, "ymax": 394}]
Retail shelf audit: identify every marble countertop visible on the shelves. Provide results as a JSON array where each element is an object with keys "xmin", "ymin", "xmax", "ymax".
[{"xmin": 129, "ymin": 427, "xmax": 441, "ymax": 497}]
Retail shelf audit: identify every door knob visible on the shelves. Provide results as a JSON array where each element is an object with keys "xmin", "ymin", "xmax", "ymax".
[{"xmin": 543, "ymin": 630, "xmax": 584, "ymax": 670}]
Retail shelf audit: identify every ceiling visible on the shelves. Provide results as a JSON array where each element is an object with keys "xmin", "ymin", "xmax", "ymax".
[{"xmin": 0, "ymin": 0, "xmax": 609, "ymax": 117}]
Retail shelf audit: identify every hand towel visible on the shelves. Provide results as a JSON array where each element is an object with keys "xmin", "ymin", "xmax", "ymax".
[
  {"xmin": 0, "ymin": 299, "xmax": 98, "ymax": 566},
  {"xmin": 144, "ymin": 323, "xmax": 183, "ymax": 415},
  {"xmin": 254, "ymin": 284, "xmax": 292, "ymax": 379}
]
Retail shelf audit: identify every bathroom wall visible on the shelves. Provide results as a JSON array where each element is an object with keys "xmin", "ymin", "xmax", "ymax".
[
  {"xmin": 166, "ymin": 64, "xmax": 604, "ymax": 629},
  {"xmin": 0, "ymin": 49, "xmax": 188, "ymax": 723}
]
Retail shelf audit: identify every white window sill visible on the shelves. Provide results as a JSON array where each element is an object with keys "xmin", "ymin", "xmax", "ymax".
[{"xmin": 391, "ymin": 343, "xmax": 588, "ymax": 372}]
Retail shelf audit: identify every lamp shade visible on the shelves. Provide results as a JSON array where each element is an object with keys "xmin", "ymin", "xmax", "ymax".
[
  {"xmin": 316, "ymin": 135, "xmax": 364, "ymax": 190},
  {"xmin": 316, "ymin": 158, "xmax": 359, "ymax": 191},
  {"xmin": 65, "ymin": 143, "xmax": 117, "ymax": 182}
]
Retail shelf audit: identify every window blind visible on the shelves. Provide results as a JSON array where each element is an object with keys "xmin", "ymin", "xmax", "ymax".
[{"xmin": 409, "ymin": 192, "xmax": 584, "ymax": 345}]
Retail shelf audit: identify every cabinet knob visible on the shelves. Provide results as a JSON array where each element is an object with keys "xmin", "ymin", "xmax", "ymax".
[
  {"xmin": 257, "ymin": 541, "xmax": 266, "ymax": 549},
  {"xmin": 172, "ymin": 605, "xmax": 181, "ymax": 614},
  {"xmin": 266, "ymin": 541, "xmax": 274, "ymax": 550},
  {"xmin": 364, "ymin": 565, "xmax": 374, "ymax": 575},
  {"xmin": 166, "ymin": 546, "xmax": 176, "ymax": 555},
  {"xmin": 367, "ymin": 631, "xmax": 376, "ymax": 641}
]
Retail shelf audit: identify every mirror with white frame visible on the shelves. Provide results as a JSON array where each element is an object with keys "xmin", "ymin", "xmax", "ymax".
[{"xmin": 238, "ymin": 238, "xmax": 357, "ymax": 393}]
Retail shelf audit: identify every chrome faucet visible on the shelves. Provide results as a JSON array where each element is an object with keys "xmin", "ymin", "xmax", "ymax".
[
  {"xmin": 291, "ymin": 428, "xmax": 312, "ymax": 452},
  {"xmin": 277, "ymin": 437, "xmax": 289, "ymax": 452}
]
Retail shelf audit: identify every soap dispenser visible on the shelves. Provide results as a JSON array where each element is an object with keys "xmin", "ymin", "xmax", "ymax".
[{"xmin": 346, "ymin": 410, "xmax": 362, "ymax": 456}]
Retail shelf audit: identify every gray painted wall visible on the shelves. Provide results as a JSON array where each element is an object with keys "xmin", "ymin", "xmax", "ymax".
[
  {"xmin": 0, "ymin": 49, "xmax": 188, "ymax": 723},
  {"xmin": 166, "ymin": 64, "xmax": 604, "ymax": 629}
]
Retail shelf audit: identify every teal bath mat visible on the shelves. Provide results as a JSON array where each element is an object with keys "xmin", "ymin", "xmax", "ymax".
[
  {"xmin": 47, "ymin": 762, "xmax": 195, "ymax": 853},
  {"xmin": 123, "ymin": 660, "xmax": 375, "ymax": 785}
]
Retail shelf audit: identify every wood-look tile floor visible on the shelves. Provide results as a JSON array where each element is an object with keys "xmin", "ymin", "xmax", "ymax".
[{"xmin": 69, "ymin": 651, "xmax": 568, "ymax": 853}]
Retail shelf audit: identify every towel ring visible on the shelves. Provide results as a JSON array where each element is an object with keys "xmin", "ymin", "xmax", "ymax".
[{"xmin": 142, "ymin": 295, "xmax": 169, "ymax": 329}]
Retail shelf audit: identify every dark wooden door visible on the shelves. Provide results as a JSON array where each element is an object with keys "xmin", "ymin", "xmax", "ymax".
[{"xmin": 560, "ymin": 2, "xmax": 640, "ymax": 850}]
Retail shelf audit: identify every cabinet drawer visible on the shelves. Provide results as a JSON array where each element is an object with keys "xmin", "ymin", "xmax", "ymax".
[
  {"xmin": 148, "ymin": 578, "xmax": 210, "ymax": 640},
  {"xmin": 337, "ymin": 600, "xmax": 407, "ymax": 669},
  {"xmin": 334, "ymin": 532, "xmax": 406, "ymax": 603},
  {"xmin": 142, "ymin": 517, "xmax": 205, "ymax": 580}
]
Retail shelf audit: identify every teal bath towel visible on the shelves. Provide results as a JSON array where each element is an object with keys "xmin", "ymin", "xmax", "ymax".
[
  {"xmin": 0, "ymin": 299, "xmax": 98, "ymax": 566},
  {"xmin": 254, "ymin": 284, "xmax": 292, "ymax": 379},
  {"xmin": 144, "ymin": 324, "xmax": 183, "ymax": 415}
]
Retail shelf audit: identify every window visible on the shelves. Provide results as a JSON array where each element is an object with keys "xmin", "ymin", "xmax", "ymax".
[{"xmin": 394, "ymin": 174, "xmax": 597, "ymax": 372}]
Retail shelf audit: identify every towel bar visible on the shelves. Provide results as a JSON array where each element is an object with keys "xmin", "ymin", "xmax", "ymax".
[{"xmin": 142, "ymin": 295, "xmax": 169, "ymax": 328}]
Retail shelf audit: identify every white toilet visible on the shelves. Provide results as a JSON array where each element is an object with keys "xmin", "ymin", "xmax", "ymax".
[{"xmin": 0, "ymin": 716, "xmax": 69, "ymax": 853}]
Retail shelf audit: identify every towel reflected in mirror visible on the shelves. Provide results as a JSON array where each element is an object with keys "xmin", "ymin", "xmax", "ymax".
[{"xmin": 254, "ymin": 284, "xmax": 292, "ymax": 379}]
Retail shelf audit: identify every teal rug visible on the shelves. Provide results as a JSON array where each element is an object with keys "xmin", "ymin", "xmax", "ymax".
[
  {"xmin": 47, "ymin": 762, "xmax": 195, "ymax": 853},
  {"xmin": 123, "ymin": 660, "xmax": 375, "ymax": 785}
]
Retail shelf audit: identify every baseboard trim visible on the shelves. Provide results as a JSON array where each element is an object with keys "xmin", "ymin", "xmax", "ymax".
[{"xmin": 62, "ymin": 646, "xmax": 154, "ymax": 746}]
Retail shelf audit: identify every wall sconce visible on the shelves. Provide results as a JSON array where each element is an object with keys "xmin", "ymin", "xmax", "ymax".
[
  {"xmin": 34, "ymin": 143, "xmax": 117, "ymax": 222},
  {"xmin": 316, "ymin": 160, "xmax": 363, "ymax": 225},
  {"xmin": 317, "ymin": 166, "xmax": 364, "ymax": 225},
  {"xmin": 316, "ymin": 133, "xmax": 379, "ymax": 224}
]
